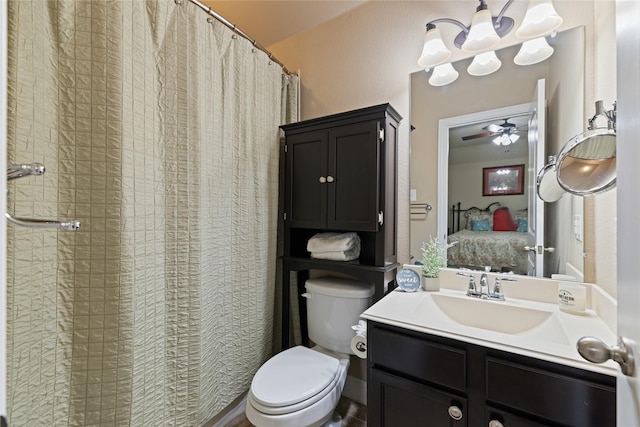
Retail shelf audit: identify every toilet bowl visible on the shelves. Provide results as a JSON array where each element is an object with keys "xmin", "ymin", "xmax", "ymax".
[
  {"xmin": 246, "ymin": 277, "xmax": 374, "ymax": 427},
  {"xmin": 246, "ymin": 346, "xmax": 349, "ymax": 427}
]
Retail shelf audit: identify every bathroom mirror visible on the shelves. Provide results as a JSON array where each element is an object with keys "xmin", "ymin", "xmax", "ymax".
[{"xmin": 410, "ymin": 27, "xmax": 588, "ymax": 279}]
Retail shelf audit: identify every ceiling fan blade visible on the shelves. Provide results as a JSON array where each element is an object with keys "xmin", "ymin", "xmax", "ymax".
[
  {"xmin": 461, "ymin": 131, "xmax": 495, "ymax": 141},
  {"xmin": 484, "ymin": 124, "xmax": 504, "ymax": 133}
]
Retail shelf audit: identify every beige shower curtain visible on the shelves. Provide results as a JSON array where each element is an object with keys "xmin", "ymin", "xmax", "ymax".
[{"xmin": 6, "ymin": 0, "xmax": 299, "ymax": 425}]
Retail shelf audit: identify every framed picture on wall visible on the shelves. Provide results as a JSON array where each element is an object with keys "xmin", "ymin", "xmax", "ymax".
[{"xmin": 483, "ymin": 164, "xmax": 525, "ymax": 196}]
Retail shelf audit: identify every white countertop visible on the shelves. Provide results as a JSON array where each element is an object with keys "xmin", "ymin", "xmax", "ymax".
[{"xmin": 361, "ymin": 276, "xmax": 618, "ymax": 377}]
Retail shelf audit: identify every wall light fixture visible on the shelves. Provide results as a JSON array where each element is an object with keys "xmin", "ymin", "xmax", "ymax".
[{"xmin": 418, "ymin": 0, "xmax": 563, "ymax": 86}]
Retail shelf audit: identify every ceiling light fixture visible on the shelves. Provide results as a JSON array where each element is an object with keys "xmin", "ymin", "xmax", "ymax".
[{"xmin": 418, "ymin": 0, "xmax": 563, "ymax": 87}]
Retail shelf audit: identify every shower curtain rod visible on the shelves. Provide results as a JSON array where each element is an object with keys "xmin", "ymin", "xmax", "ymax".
[{"xmin": 184, "ymin": 0, "xmax": 296, "ymax": 76}]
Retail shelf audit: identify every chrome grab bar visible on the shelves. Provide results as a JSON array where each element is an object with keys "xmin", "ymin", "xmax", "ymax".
[{"xmin": 6, "ymin": 163, "xmax": 81, "ymax": 231}]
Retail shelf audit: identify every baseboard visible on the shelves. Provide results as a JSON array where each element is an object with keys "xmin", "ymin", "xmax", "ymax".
[
  {"xmin": 342, "ymin": 375, "xmax": 367, "ymax": 405},
  {"xmin": 203, "ymin": 392, "xmax": 247, "ymax": 427}
]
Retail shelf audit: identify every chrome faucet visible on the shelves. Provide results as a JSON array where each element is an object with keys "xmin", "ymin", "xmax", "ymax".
[
  {"xmin": 490, "ymin": 276, "xmax": 517, "ymax": 301},
  {"xmin": 457, "ymin": 268, "xmax": 517, "ymax": 301},
  {"xmin": 456, "ymin": 271, "xmax": 478, "ymax": 297},
  {"xmin": 479, "ymin": 266, "xmax": 491, "ymax": 298}
]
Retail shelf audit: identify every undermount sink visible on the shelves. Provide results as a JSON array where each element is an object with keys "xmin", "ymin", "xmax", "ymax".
[{"xmin": 427, "ymin": 293, "xmax": 568, "ymax": 344}]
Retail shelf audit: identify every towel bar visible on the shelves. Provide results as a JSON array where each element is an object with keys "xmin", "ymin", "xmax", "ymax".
[
  {"xmin": 7, "ymin": 163, "xmax": 45, "ymax": 180},
  {"xmin": 5, "ymin": 213, "xmax": 81, "ymax": 231},
  {"xmin": 6, "ymin": 163, "xmax": 81, "ymax": 231}
]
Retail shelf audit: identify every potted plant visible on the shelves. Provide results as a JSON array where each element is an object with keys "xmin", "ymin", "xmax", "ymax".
[{"xmin": 420, "ymin": 237, "xmax": 448, "ymax": 291}]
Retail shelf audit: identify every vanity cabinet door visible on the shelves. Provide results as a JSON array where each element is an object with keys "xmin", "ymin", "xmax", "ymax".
[
  {"xmin": 486, "ymin": 407, "xmax": 549, "ymax": 427},
  {"xmin": 486, "ymin": 357, "xmax": 616, "ymax": 426},
  {"xmin": 370, "ymin": 369, "xmax": 467, "ymax": 427}
]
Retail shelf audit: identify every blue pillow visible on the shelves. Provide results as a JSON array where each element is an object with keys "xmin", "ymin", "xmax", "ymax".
[
  {"xmin": 471, "ymin": 218, "xmax": 491, "ymax": 231},
  {"xmin": 516, "ymin": 218, "xmax": 528, "ymax": 232}
]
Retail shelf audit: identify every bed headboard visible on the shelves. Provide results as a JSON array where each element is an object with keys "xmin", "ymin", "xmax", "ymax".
[{"xmin": 450, "ymin": 201, "xmax": 502, "ymax": 234}]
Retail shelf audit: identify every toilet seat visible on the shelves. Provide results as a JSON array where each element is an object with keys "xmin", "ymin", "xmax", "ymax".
[{"xmin": 249, "ymin": 346, "xmax": 341, "ymax": 415}]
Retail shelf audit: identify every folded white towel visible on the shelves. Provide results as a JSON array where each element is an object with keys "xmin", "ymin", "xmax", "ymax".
[
  {"xmin": 310, "ymin": 248, "xmax": 360, "ymax": 261},
  {"xmin": 306, "ymin": 232, "xmax": 360, "ymax": 253}
]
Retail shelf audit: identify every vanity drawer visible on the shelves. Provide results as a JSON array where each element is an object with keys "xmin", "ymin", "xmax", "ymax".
[
  {"xmin": 369, "ymin": 327, "xmax": 466, "ymax": 392},
  {"xmin": 486, "ymin": 357, "xmax": 616, "ymax": 426}
]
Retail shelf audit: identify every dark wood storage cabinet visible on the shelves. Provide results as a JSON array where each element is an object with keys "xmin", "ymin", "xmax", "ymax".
[
  {"xmin": 280, "ymin": 104, "xmax": 401, "ymax": 349},
  {"xmin": 368, "ymin": 322, "xmax": 616, "ymax": 427}
]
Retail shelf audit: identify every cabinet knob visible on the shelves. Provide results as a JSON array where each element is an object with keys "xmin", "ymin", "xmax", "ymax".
[
  {"xmin": 488, "ymin": 420, "xmax": 504, "ymax": 427},
  {"xmin": 447, "ymin": 405, "xmax": 463, "ymax": 421},
  {"xmin": 319, "ymin": 176, "xmax": 327, "ymax": 183},
  {"xmin": 326, "ymin": 175, "xmax": 334, "ymax": 183}
]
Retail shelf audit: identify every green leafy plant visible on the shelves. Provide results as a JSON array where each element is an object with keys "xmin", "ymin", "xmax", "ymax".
[{"xmin": 421, "ymin": 237, "xmax": 448, "ymax": 278}]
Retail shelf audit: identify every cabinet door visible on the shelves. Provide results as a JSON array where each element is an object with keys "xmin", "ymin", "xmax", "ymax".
[
  {"xmin": 369, "ymin": 369, "xmax": 467, "ymax": 427},
  {"xmin": 487, "ymin": 407, "xmax": 548, "ymax": 427},
  {"xmin": 486, "ymin": 357, "xmax": 615, "ymax": 426},
  {"xmin": 328, "ymin": 121, "xmax": 381, "ymax": 231},
  {"xmin": 285, "ymin": 130, "xmax": 328, "ymax": 228}
]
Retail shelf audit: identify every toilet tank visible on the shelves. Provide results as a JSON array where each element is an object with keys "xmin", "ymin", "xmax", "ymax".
[{"xmin": 304, "ymin": 277, "xmax": 374, "ymax": 354}]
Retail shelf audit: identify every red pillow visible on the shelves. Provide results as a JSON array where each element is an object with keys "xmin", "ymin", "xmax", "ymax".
[{"xmin": 493, "ymin": 207, "xmax": 517, "ymax": 231}]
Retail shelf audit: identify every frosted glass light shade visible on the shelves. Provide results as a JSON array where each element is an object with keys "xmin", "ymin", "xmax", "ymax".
[
  {"xmin": 467, "ymin": 51, "xmax": 502, "ymax": 76},
  {"xmin": 428, "ymin": 63, "xmax": 459, "ymax": 87},
  {"xmin": 462, "ymin": 9, "xmax": 500, "ymax": 52},
  {"xmin": 493, "ymin": 133, "xmax": 520, "ymax": 146},
  {"xmin": 418, "ymin": 27, "xmax": 452, "ymax": 68},
  {"xmin": 516, "ymin": 0, "xmax": 563, "ymax": 39},
  {"xmin": 514, "ymin": 37, "xmax": 554, "ymax": 65}
]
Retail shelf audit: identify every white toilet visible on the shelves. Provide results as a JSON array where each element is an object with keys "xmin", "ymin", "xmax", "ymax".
[{"xmin": 245, "ymin": 276, "xmax": 374, "ymax": 427}]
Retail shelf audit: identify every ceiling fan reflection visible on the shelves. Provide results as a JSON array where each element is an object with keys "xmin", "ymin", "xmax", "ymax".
[{"xmin": 462, "ymin": 118, "xmax": 522, "ymax": 146}]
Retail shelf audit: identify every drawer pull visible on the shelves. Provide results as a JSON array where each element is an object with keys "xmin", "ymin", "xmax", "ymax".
[
  {"xmin": 326, "ymin": 175, "xmax": 334, "ymax": 183},
  {"xmin": 319, "ymin": 176, "xmax": 327, "ymax": 183},
  {"xmin": 489, "ymin": 420, "xmax": 504, "ymax": 427},
  {"xmin": 448, "ymin": 405, "xmax": 463, "ymax": 421}
]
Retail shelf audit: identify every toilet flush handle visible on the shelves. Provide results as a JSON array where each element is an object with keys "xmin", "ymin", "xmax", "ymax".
[{"xmin": 302, "ymin": 293, "xmax": 312, "ymax": 299}]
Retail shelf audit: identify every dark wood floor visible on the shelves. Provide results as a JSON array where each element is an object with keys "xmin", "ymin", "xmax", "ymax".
[{"xmin": 226, "ymin": 396, "xmax": 367, "ymax": 427}]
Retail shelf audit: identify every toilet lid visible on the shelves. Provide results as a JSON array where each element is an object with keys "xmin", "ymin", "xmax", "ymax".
[{"xmin": 251, "ymin": 346, "xmax": 340, "ymax": 407}]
